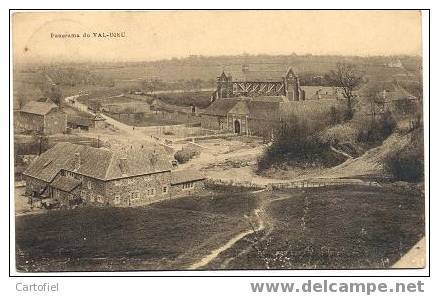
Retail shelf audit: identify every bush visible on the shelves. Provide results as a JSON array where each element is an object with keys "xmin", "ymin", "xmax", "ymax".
[
  {"xmin": 357, "ymin": 111, "xmax": 396, "ymax": 144},
  {"xmin": 257, "ymin": 116, "xmax": 346, "ymax": 172},
  {"xmin": 174, "ymin": 147, "xmax": 200, "ymax": 164},
  {"xmin": 320, "ymin": 123, "xmax": 359, "ymax": 145},
  {"xmin": 384, "ymin": 129, "xmax": 424, "ymax": 182},
  {"xmin": 385, "ymin": 147, "xmax": 424, "ymax": 182}
]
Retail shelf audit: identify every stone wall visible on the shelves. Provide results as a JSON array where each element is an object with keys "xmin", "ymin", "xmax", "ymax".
[
  {"xmin": 200, "ymin": 114, "xmax": 226, "ymax": 130},
  {"xmin": 44, "ymin": 111, "xmax": 67, "ymax": 134},
  {"xmin": 61, "ymin": 170, "xmax": 107, "ymax": 205},
  {"xmin": 104, "ymin": 171, "xmax": 172, "ymax": 207},
  {"xmin": 15, "ymin": 112, "xmax": 44, "ymax": 133},
  {"xmin": 51, "ymin": 186, "xmax": 81, "ymax": 207},
  {"xmin": 23, "ymin": 175, "xmax": 48, "ymax": 196},
  {"xmin": 170, "ymin": 179, "xmax": 204, "ymax": 197}
]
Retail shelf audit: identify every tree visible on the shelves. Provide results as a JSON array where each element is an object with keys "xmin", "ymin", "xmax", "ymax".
[{"xmin": 326, "ymin": 63, "xmax": 365, "ymax": 120}]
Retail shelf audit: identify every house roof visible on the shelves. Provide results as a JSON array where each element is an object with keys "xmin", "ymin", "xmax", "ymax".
[
  {"xmin": 37, "ymin": 97, "xmax": 56, "ymax": 105},
  {"xmin": 67, "ymin": 115, "xmax": 92, "ymax": 127},
  {"xmin": 23, "ymin": 142, "xmax": 173, "ymax": 182},
  {"xmin": 93, "ymin": 114, "xmax": 105, "ymax": 121},
  {"xmin": 201, "ymin": 98, "xmax": 239, "ymax": 116},
  {"xmin": 171, "ymin": 170, "xmax": 205, "ymax": 185},
  {"xmin": 228, "ymin": 101, "xmax": 250, "ymax": 115},
  {"xmin": 301, "ymin": 86, "xmax": 342, "ymax": 100},
  {"xmin": 21, "ymin": 101, "xmax": 58, "ymax": 116},
  {"xmin": 50, "ymin": 175, "xmax": 82, "ymax": 192}
]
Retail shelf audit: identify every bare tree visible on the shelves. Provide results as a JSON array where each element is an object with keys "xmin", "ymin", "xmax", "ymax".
[{"xmin": 326, "ymin": 63, "xmax": 365, "ymax": 120}]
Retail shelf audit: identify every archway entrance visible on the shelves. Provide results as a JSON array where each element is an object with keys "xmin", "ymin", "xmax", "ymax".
[{"xmin": 234, "ymin": 120, "xmax": 241, "ymax": 134}]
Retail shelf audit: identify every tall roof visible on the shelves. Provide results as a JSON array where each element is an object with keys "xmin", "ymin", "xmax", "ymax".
[
  {"xmin": 50, "ymin": 175, "xmax": 82, "ymax": 192},
  {"xmin": 201, "ymin": 98, "xmax": 239, "ymax": 116},
  {"xmin": 21, "ymin": 101, "xmax": 58, "ymax": 116},
  {"xmin": 37, "ymin": 97, "xmax": 56, "ymax": 105},
  {"xmin": 171, "ymin": 170, "xmax": 205, "ymax": 185},
  {"xmin": 23, "ymin": 143, "xmax": 173, "ymax": 182}
]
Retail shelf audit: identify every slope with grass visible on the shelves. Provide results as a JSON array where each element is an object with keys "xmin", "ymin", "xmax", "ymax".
[
  {"xmin": 206, "ymin": 186, "xmax": 424, "ymax": 269},
  {"xmin": 16, "ymin": 191, "xmax": 264, "ymax": 272}
]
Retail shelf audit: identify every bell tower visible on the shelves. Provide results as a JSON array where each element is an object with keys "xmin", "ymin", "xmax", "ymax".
[
  {"xmin": 284, "ymin": 67, "xmax": 301, "ymax": 101},
  {"xmin": 217, "ymin": 71, "xmax": 232, "ymax": 99}
]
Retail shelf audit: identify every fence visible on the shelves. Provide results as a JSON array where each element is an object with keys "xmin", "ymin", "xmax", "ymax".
[{"xmin": 206, "ymin": 177, "xmax": 381, "ymax": 192}]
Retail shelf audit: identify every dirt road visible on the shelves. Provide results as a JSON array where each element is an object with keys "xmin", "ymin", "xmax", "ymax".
[{"xmin": 188, "ymin": 190, "xmax": 293, "ymax": 270}]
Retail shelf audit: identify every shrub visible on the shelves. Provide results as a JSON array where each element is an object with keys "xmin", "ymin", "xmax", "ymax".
[
  {"xmin": 257, "ymin": 116, "xmax": 346, "ymax": 172},
  {"xmin": 384, "ymin": 129, "xmax": 424, "ymax": 182},
  {"xmin": 357, "ymin": 111, "xmax": 396, "ymax": 144},
  {"xmin": 174, "ymin": 147, "xmax": 200, "ymax": 164},
  {"xmin": 320, "ymin": 123, "xmax": 359, "ymax": 145}
]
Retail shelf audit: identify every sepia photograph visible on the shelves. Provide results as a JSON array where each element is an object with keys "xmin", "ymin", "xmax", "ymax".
[{"xmin": 11, "ymin": 10, "xmax": 426, "ymax": 273}]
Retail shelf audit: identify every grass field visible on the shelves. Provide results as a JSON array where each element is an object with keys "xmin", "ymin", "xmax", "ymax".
[
  {"xmin": 206, "ymin": 186, "xmax": 424, "ymax": 269},
  {"xmin": 15, "ymin": 191, "xmax": 262, "ymax": 272}
]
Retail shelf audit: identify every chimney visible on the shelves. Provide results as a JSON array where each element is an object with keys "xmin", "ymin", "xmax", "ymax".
[
  {"xmin": 119, "ymin": 157, "xmax": 128, "ymax": 176},
  {"xmin": 74, "ymin": 152, "xmax": 81, "ymax": 171}
]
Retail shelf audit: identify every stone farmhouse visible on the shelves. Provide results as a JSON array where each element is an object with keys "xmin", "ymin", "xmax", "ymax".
[
  {"xmin": 14, "ymin": 101, "xmax": 67, "ymax": 135},
  {"xmin": 23, "ymin": 143, "xmax": 205, "ymax": 208}
]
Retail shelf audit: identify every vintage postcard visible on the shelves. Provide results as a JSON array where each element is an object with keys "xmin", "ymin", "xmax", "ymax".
[{"xmin": 12, "ymin": 10, "xmax": 425, "ymax": 272}]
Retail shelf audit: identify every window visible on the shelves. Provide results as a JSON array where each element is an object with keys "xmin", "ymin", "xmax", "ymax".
[
  {"xmin": 147, "ymin": 188, "xmax": 156, "ymax": 196},
  {"xmin": 183, "ymin": 182, "xmax": 194, "ymax": 189},
  {"xmin": 131, "ymin": 191, "xmax": 140, "ymax": 200},
  {"xmin": 114, "ymin": 180, "xmax": 121, "ymax": 186},
  {"xmin": 114, "ymin": 195, "xmax": 121, "ymax": 205},
  {"xmin": 162, "ymin": 186, "xmax": 168, "ymax": 194},
  {"xmin": 87, "ymin": 181, "xmax": 92, "ymax": 190}
]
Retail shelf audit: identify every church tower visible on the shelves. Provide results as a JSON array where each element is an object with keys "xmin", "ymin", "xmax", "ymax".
[
  {"xmin": 217, "ymin": 71, "xmax": 232, "ymax": 99},
  {"xmin": 284, "ymin": 67, "xmax": 302, "ymax": 101}
]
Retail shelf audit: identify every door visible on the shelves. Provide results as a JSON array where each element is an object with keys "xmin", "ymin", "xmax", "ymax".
[{"xmin": 234, "ymin": 120, "xmax": 240, "ymax": 134}]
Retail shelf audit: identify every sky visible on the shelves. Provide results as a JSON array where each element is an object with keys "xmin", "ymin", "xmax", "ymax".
[{"xmin": 12, "ymin": 10, "xmax": 422, "ymax": 63}]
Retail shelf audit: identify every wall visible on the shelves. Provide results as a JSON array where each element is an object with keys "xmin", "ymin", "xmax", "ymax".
[
  {"xmin": 50, "ymin": 186, "xmax": 82, "ymax": 207},
  {"xmin": 61, "ymin": 170, "xmax": 107, "ymax": 205},
  {"xmin": 227, "ymin": 114, "xmax": 247, "ymax": 134},
  {"xmin": 152, "ymin": 110, "xmax": 201, "ymax": 125},
  {"xmin": 44, "ymin": 111, "xmax": 67, "ymax": 135},
  {"xmin": 170, "ymin": 179, "xmax": 204, "ymax": 197},
  {"xmin": 15, "ymin": 112, "xmax": 44, "ymax": 133},
  {"xmin": 105, "ymin": 171, "xmax": 172, "ymax": 207},
  {"xmin": 200, "ymin": 114, "xmax": 227, "ymax": 130},
  {"xmin": 23, "ymin": 175, "xmax": 47, "ymax": 196}
]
